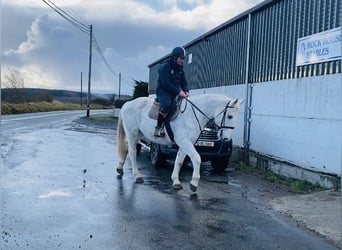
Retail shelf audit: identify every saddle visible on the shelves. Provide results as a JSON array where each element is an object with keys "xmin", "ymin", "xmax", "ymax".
[
  {"xmin": 148, "ymin": 98, "xmax": 182, "ymax": 121},
  {"xmin": 148, "ymin": 98, "xmax": 183, "ymax": 142}
]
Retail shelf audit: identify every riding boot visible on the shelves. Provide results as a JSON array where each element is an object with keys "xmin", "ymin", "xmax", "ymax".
[{"xmin": 154, "ymin": 113, "xmax": 165, "ymax": 137}]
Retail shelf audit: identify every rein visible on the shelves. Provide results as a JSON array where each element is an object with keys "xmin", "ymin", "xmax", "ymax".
[
  {"xmin": 183, "ymin": 97, "xmax": 211, "ymax": 120},
  {"xmin": 183, "ymin": 97, "xmax": 235, "ymax": 131}
]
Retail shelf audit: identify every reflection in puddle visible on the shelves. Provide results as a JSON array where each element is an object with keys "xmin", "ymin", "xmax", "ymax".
[{"xmin": 38, "ymin": 190, "xmax": 72, "ymax": 198}]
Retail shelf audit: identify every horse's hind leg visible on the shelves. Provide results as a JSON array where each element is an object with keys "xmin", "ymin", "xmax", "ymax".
[
  {"xmin": 117, "ymin": 114, "xmax": 128, "ymax": 176},
  {"xmin": 171, "ymin": 149, "xmax": 187, "ymax": 190},
  {"xmin": 126, "ymin": 134, "xmax": 144, "ymax": 183},
  {"xmin": 117, "ymin": 141, "xmax": 128, "ymax": 176}
]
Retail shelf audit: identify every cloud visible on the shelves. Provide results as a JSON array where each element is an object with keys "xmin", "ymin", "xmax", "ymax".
[
  {"xmin": 3, "ymin": 15, "xmax": 89, "ymax": 90},
  {"xmin": 2, "ymin": 0, "xmax": 262, "ymax": 95},
  {"xmin": 91, "ymin": 45, "xmax": 171, "ymax": 94},
  {"xmin": 76, "ymin": 0, "xmax": 257, "ymax": 30}
]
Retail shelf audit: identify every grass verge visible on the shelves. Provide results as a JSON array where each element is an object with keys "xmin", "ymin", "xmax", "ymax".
[
  {"xmin": 83, "ymin": 115, "xmax": 114, "ymax": 121},
  {"xmin": 238, "ymin": 163, "xmax": 326, "ymax": 194},
  {"xmin": 1, "ymin": 101, "xmax": 109, "ymax": 115}
]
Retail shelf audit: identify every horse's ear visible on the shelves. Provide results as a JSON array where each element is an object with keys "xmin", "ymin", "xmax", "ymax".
[
  {"xmin": 231, "ymin": 98, "xmax": 238, "ymax": 105},
  {"xmin": 239, "ymin": 99, "xmax": 245, "ymax": 104}
]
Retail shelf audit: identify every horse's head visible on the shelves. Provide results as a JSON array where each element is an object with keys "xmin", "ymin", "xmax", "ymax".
[{"xmin": 215, "ymin": 98, "xmax": 243, "ymax": 140}]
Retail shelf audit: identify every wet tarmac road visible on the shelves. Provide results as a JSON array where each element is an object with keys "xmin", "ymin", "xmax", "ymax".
[{"xmin": 0, "ymin": 112, "xmax": 338, "ymax": 249}]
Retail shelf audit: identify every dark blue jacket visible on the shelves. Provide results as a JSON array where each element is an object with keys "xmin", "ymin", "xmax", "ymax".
[{"xmin": 156, "ymin": 59, "xmax": 189, "ymax": 113}]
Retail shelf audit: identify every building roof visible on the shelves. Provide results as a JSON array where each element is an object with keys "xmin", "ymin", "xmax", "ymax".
[{"xmin": 148, "ymin": 0, "xmax": 276, "ymax": 67}]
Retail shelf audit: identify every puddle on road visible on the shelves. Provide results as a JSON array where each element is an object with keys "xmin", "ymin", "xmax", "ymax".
[{"xmin": 228, "ymin": 179, "xmax": 242, "ymax": 188}]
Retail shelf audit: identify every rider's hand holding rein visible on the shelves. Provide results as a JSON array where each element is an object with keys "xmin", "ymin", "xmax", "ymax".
[{"xmin": 179, "ymin": 90, "xmax": 189, "ymax": 98}]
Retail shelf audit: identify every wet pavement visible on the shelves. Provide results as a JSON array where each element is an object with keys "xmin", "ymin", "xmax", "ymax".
[{"xmin": 0, "ymin": 112, "xmax": 339, "ymax": 249}]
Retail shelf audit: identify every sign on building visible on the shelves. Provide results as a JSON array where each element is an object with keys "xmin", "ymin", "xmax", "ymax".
[{"xmin": 296, "ymin": 27, "xmax": 341, "ymax": 66}]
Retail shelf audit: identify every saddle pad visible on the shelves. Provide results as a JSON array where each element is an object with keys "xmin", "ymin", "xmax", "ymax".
[
  {"xmin": 148, "ymin": 100, "xmax": 181, "ymax": 121},
  {"xmin": 148, "ymin": 101, "xmax": 160, "ymax": 120}
]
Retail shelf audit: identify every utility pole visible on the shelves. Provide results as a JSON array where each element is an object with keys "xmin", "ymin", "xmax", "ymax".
[
  {"xmin": 86, "ymin": 24, "xmax": 93, "ymax": 117},
  {"xmin": 42, "ymin": 0, "xmax": 93, "ymax": 116},
  {"xmin": 80, "ymin": 72, "xmax": 83, "ymax": 107},
  {"xmin": 118, "ymin": 72, "xmax": 121, "ymax": 99}
]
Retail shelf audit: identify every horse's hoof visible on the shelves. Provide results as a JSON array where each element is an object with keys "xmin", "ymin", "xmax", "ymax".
[
  {"xmin": 116, "ymin": 168, "xmax": 123, "ymax": 176},
  {"xmin": 190, "ymin": 183, "xmax": 197, "ymax": 192},
  {"xmin": 173, "ymin": 184, "xmax": 183, "ymax": 190},
  {"xmin": 135, "ymin": 177, "xmax": 144, "ymax": 184}
]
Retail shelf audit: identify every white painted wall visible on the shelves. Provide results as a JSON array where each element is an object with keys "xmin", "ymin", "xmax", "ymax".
[
  {"xmin": 251, "ymin": 74, "xmax": 341, "ymax": 174},
  {"xmin": 191, "ymin": 73, "xmax": 341, "ymax": 175}
]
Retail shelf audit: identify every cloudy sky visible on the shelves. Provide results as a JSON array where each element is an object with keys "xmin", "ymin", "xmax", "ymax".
[{"xmin": 1, "ymin": 0, "xmax": 262, "ymax": 95}]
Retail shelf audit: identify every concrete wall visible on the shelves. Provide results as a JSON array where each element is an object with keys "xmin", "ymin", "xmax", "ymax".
[
  {"xmin": 250, "ymin": 74, "xmax": 341, "ymax": 175},
  {"xmin": 191, "ymin": 73, "xmax": 341, "ymax": 180}
]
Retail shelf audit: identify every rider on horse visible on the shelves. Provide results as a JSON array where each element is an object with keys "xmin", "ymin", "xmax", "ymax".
[{"xmin": 154, "ymin": 46, "xmax": 190, "ymax": 137}]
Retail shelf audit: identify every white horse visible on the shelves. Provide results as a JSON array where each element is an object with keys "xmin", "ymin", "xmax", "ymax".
[{"xmin": 116, "ymin": 94, "xmax": 242, "ymax": 192}]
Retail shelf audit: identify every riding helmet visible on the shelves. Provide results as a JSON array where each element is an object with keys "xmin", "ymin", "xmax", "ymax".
[{"xmin": 171, "ymin": 47, "xmax": 186, "ymax": 58}]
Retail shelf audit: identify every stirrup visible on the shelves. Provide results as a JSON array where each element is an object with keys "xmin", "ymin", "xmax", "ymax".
[{"xmin": 154, "ymin": 127, "xmax": 165, "ymax": 137}]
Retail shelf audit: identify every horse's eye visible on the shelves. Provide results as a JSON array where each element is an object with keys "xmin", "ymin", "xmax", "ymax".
[{"xmin": 228, "ymin": 115, "xmax": 233, "ymax": 119}]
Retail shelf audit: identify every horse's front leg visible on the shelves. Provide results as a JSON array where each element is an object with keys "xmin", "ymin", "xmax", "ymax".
[
  {"xmin": 188, "ymin": 149, "xmax": 201, "ymax": 192},
  {"xmin": 171, "ymin": 149, "xmax": 187, "ymax": 190},
  {"xmin": 176, "ymin": 141, "xmax": 201, "ymax": 192}
]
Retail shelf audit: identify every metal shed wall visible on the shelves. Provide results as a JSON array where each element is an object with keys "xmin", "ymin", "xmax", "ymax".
[{"xmin": 148, "ymin": 0, "xmax": 341, "ymax": 92}]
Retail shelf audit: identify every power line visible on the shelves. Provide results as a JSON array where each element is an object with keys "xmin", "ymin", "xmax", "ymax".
[
  {"xmin": 92, "ymin": 36, "xmax": 134, "ymax": 89},
  {"xmin": 42, "ymin": 0, "xmax": 93, "ymax": 117},
  {"xmin": 92, "ymin": 36, "xmax": 119, "ymax": 78},
  {"xmin": 44, "ymin": 0, "xmax": 89, "ymax": 30},
  {"xmin": 42, "ymin": 0, "xmax": 134, "ymax": 90},
  {"xmin": 42, "ymin": 0, "xmax": 90, "ymax": 35},
  {"xmin": 55, "ymin": 0, "xmax": 89, "ymax": 26},
  {"xmin": 44, "ymin": 0, "xmax": 120, "ymax": 80}
]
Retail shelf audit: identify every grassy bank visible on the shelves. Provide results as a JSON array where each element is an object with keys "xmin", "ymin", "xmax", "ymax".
[
  {"xmin": 1, "ymin": 100, "xmax": 108, "ymax": 115},
  {"xmin": 238, "ymin": 163, "xmax": 326, "ymax": 193}
]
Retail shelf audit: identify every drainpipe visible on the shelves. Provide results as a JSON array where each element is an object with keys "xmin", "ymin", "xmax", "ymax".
[
  {"xmin": 243, "ymin": 14, "xmax": 252, "ymax": 164},
  {"xmin": 340, "ymin": 11, "xmax": 342, "ymax": 250}
]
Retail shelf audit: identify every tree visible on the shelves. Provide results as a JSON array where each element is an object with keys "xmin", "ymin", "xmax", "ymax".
[
  {"xmin": 132, "ymin": 80, "xmax": 148, "ymax": 99},
  {"xmin": 1, "ymin": 68, "xmax": 26, "ymax": 103},
  {"xmin": 2, "ymin": 68, "xmax": 25, "ymax": 89}
]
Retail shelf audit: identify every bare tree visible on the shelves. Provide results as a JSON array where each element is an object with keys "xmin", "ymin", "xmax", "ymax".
[
  {"xmin": 1, "ymin": 68, "xmax": 26, "ymax": 103},
  {"xmin": 2, "ymin": 68, "xmax": 25, "ymax": 89}
]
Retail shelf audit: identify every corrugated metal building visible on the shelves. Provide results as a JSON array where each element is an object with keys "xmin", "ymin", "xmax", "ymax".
[{"xmin": 148, "ymin": 0, "xmax": 341, "ymax": 188}]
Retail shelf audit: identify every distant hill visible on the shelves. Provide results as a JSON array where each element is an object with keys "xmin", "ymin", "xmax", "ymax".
[{"xmin": 1, "ymin": 88, "xmax": 132, "ymax": 104}]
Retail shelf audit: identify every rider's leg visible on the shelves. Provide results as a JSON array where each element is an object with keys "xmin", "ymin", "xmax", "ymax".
[
  {"xmin": 157, "ymin": 112, "xmax": 165, "ymax": 128},
  {"xmin": 154, "ymin": 112, "xmax": 167, "ymax": 137},
  {"xmin": 154, "ymin": 96, "xmax": 171, "ymax": 137}
]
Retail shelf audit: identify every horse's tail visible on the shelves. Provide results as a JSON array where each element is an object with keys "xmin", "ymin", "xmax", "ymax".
[{"xmin": 117, "ymin": 111, "xmax": 128, "ymax": 170}]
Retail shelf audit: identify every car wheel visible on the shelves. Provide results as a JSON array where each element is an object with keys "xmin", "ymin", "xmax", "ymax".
[
  {"xmin": 182, "ymin": 156, "xmax": 192, "ymax": 168},
  {"xmin": 150, "ymin": 142, "xmax": 167, "ymax": 168},
  {"xmin": 211, "ymin": 157, "xmax": 229, "ymax": 171}
]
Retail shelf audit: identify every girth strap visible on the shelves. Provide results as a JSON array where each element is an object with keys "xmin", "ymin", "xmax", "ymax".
[{"xmin": 164, "ymin": 119, "xmax": 174, "ymax": 142}]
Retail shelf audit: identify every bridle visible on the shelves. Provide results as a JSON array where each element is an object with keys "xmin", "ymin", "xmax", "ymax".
[
  {"xmin": 181, "ymin": 97, "xmax": 236, "ymax": 132},
  {"xmin": 216, "ymin": 102, "xmax": 236, "ymax": 130}
]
